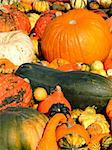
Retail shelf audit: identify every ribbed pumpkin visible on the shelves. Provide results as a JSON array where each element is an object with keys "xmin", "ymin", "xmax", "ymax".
[
  {"xmin": 41, "ymin": 9, "xmax": 111, "ymax": 64},
  {"xmin": 0, "ymin": 5, "xmax": 31, "ymax": 33},
  {"xmin": 0, "ymin": 74, "xmax": 32, "ymax": 111},
  {"xmin": 34, "ymin": 10, "xmax": 62, "ymax": 40},
  {"xmin": 0, "ymin": 107, "xmax": 48, "ymax": 150}
]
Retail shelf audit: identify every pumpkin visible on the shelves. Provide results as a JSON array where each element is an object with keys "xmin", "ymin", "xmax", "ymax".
[
  {"xmin": 32, "ymin": 0, "xmax": 49, "ymax": 12},
  {"xmin": 0, "ymin": 107, "xmax": 48, "ymax": 150},
  {"xmin": 107, "ymin": 16, "xmax": 112, "ymax": 33},
  {"xmin": 96, "ymin": 0, "xmax": 112, "ymax": 8},
  {"xmin": 34, "ymin": 10, "xmax": 62, "ymax": 40},
  {"xmin": 0, "ymin": 73, "xmax": 32, "ymax": 111},
  {"xmin": 70, "ymin": 0, "xmax": 87, "ymax": 9},
  {"xmin": 41, "ymin": 9, "xmax": 111, "ymax": 64},
  {"xmin": 0, "ymin": 30, "xmax": 35, "ymax": 66},
  {"xmin": 0, "ymin": 5, "xmax": 31, "ymax": 33}
]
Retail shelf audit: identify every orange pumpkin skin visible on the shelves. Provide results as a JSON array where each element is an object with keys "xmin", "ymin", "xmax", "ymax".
[
  {"xmin": 41, "ymin": 9, "xmax": 111, "ymax": 64},
  {"xmin": 0, "ymin": 5, "xmax": 31, "ymax": 33}
]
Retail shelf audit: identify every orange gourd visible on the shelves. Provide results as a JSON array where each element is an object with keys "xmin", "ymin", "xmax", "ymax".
[
  {"xmin": 41, "ymin": 9, "xmax": 111, "ymax": 64},
  {"xmin": 48, "ymin": 58, "xmax": 70, "ymax": 69},
  {"xmin": 88, "ymin": 133, "xmax": 110, "ymax": 150},
  {"xmin": 37, "ymin": 85, "xmax": 71, "ymax": 113},
  {"xmin": 37, "ymin": 113, "xmax": 67, "ymax": 150},
  {"xmin": 56, "ymin": 123, "xmax": 90, "ymax": 145},
  {"xmin": 0, "ymin": 74, "xmax": 32, "ymax": 110},
  {"xmin": 0, "ymin": 5, "xmax": 31, "ymax": 33}
]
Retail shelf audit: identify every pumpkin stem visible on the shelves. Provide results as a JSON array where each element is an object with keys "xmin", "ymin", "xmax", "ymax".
[
  {"xmin": 68, "ymin": 20, "xmax": 77, "ymax": 25},
  {"xmin": 37, "ymin": 113, "xmax": 67, "ymax": 150}
]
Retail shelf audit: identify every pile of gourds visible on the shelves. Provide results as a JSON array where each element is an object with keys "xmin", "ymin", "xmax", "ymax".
[{"xmin": 0, "ymin": 0, "xmax": 112, "ymax": 149}]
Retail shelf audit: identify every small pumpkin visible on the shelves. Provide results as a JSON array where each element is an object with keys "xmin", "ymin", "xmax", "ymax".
[
  {"xmin": 0, "ymin": 74, "xmax": 32, "ymax": 110},
  {"xmin": 41, "ymin": 9, "xmax": 111, "ymax": 64},
  {"xmin": 0, "ymin": 107, "xmax": 48, "ymax": 150},
  {"xmin": 32, "ymin": 0, "xmax": 49, "ymax": 12},
  {"xmin": 0, "ymin": 5, "xmax": 31, "ymax": 33}
]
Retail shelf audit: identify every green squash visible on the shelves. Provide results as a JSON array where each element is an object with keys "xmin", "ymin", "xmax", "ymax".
[
  {"xmin": 15, "ymin": 63, "xmax": 112, "ymax": 111},
  {"xmin": 0, "ymin": 107, "xmax": 48, "ymax": 150}
]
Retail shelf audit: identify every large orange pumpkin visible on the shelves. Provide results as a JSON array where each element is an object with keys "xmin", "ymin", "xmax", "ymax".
[{"xmin": 41, "ymin": 9, "xmax": 111, "ymax": 64}]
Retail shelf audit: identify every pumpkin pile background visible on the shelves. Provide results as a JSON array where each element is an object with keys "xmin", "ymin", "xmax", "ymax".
[{"xmin": 0, "ymin": 0, "xmax": 112, "ymax": 150}]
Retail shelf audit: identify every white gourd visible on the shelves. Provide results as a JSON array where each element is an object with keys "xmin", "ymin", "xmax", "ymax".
[{"xmin": 0, "ymin": 30, "xmax": 35, "ymax": 66}]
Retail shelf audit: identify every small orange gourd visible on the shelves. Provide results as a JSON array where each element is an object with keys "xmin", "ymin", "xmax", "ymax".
[
  {"xmin": 37, "ymin": 113, "xmax": 67, "ymax": 150},
  {"xmin": 56, "ymin": 123, "xmax": 90, "ymax": 145},
  {"xmin": 37, "ymin": 86, "xmax": 71, "ymax": 113}
]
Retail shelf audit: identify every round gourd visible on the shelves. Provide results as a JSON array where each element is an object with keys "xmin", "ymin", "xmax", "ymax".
[
  {"xmin": 0, "ymin": 5, "xmax": 31, "ymax": 33},
  {"xmin": 70, "ymin": 0, "xmax": 87, "ymax": 9},
  {"xmin": 0, "ymin": 73, "xmax": 32, "ymax": 111},
  {"xmin": 41, "ymin": 9, "xmax": 111, "ymax": 64},
  {"xmin": 32, "ymin": 0, "xmax": 49, "ymax": 12},
  {"xmin": 0, "ymin": 30, "xmax": 35, "ymax": 66},
  {"xmin": 0, "ymin": 107, "xmax": 48, "ymax": 150}
]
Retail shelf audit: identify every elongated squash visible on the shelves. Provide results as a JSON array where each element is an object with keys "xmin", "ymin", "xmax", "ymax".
[{"xmin": 15, "ymin": 63, "xmax": 112, "ymax": 111}]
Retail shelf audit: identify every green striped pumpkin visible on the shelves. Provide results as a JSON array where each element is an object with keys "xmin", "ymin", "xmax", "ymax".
[{"xmin": 0, "ymin": 107, "xmax": 48, "ymax": 150}]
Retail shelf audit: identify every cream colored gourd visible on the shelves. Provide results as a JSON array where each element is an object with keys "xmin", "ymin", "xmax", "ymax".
[
  {"xmin": 70, "ymin": 0, "xmax": 87, "ymax": 9},
  {"xmin": 96, "ymin": 0, "xmax": 112, "ymax": 8},
  {"xmin": 0, "ymin": 30, "xmax": 35, "ymax": 66}
]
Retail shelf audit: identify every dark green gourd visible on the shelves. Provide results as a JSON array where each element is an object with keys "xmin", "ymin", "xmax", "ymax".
[{"xmin": 15, "ymin": 63, "xmax": 112, "ymax": 111}]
